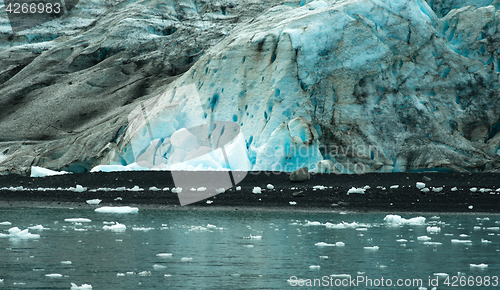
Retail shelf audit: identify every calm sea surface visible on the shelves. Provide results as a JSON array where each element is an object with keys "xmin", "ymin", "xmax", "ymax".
[{"xmin": 0, "ymin": 208, "xmax": 499, "ymax": 289}]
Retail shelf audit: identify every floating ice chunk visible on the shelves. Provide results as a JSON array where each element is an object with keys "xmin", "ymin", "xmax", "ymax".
[
  {"xmin": 45, "ymin": 273, "xmax": 63, "ymax": 278},
  {"xmin": 309, "ymin": 265, "xmax": 320, "ymax": 269},
  {"xmin": 421, "ymin": 188, "xmax": 430, "ymax": 193},
  {"xmin": 65, "ymin": 218, "xmax": 91, "ymax": 223},
  {"xmin": 215, "ymin": 188, "xmax": 225, "ymax": 194},
  {"xmin": 236, "ymin": 186, "xmax": 241, "ymax": 191},
  {"xmin": 486, "ymin": 227, "xmax": 500, "ymax": 231},
  {"xmin": 95, "ymin": 206, "xmax": 138, "ymax": 214},
  {"xmin": 206, "ymin": 200, "xmax": 213, "ymax": 204},
  {"xmin": 330, "ymin": 274, "xmax": 351, "ymax": 278},
  {"xmin": 417, "ymin": 236, "xmax": 432, "ymax": 241},
  {"xmin": 171, "ymin": 187, "xmax": 182, "ymax": 193},
  {"xmin": 0, "ymin": 221, "xmax": 11, "ymax": 226},
  {"xmin": 432, "ymin": 187, "xmax": 443, "ymax": 192},
  {"xmin": 363, "ymin": 185, "xmax": 370, "ymax": 190},
  {"xmin": 451, "ymin": 239, "xmax": 472, "ymax": 244},
  {"xmin": 474, "ymin": 226, "xmax": 482, "ymax": 230},
  {"xmin": 267, "ymin": 184, "xmax": 275, "ymax": 190},
  {"xmin": 153, "ymin": 264, "xmax": 168, "ymax": 270},
  {"xmin": 481, "ymin": 239, "xmax": 492, "ymax": 243},
  {"xmin": 156, "ymin": 253, "xmax": 173, "ymax": 258},
  {"xmin": 470, "ymin": 264, "xmax": 488, "ymax": 269},
  {"xmin": 114, "ymin": 197, "xmax": 122, "ymax": 201},
  {"xmin": 451, "ymin": 187, "xmax": 458, "ymax": 191},
  {"xmin": 396, "ymin": 239, "xmax": 408, "ymax": 242},
  {"xmin": 319, "ymin": 256, "xmax": 328, "ymax": 259},
  {"xmin": 28, "ymin": 225, "xmax": 45, "ymax": 230},
  {"xmin": 313, "ymin": 185, "xmax": 326, "ymax": 190},
  {"xmin": 197, "ymin": 187, "xmax": 206, "ymax": 192},
  {"xmin": 129, "ymin": 186, "xmax": 143, "ymax": 192},
  {"xmin": 390, "ymin": 185, "xmax": 399, "ymax": 189},
  {"xmin": 103, "ymin": 223, "xmax": 126, "ymax": 232},
  {"xmin": 8, "ymin": 227, "xmax": 40, "ymax": 239},
  {"xmin": 138, "ymin": 271, "xmax": 151, "ymax": 276},
  {"xmin": 252, "ymin": 187, "xmax": 262, "ymax": 194},
  {"xmin": 73, "ymin": 185, "xmax": 87, "ymax": 193},
  {"xmin": 244, "ymin": 235, "xmax": 262, "ymax": 240},
  {"xmin": 434, "ymin": 273, "xmax": 449, "ymax": 277},
  {"xmin": 427, "ymin": 226, "xmax": 441, "ymax": 233},
  {"xmin": 180, "ymin": 257, "xmax": 193, "ymax": 262},
  {"xmin": 324, "ymin": 221, "xmax": 360, "ymax": 229},
  {"xmin": 335, "ymin": 242, "xmax": 345, "ymax": 247},
  {"xmin": 289, "ymin": 201, "xmax": 297, "ymax": 205},
  {"xmin": 304, "ymin": 221, "xmax": 322, "ymax": 226},
  {"xmin": 132, "ymin": 227, "xmax": 154, "ymax": 231},
  {"xmin": 468, "ymin": 205, "xmax": 474, "ymax": 209},
  {"xmin": 315, "ymin": 242, "xmax": 335, "ymax": 247},
  {"xmin": 416, "ymin": 182, "xmax": 425, "ymax": 189},
  {"xmin": 364, "ymin": 246, "xmax": 379, "ymax": 250},
  {"xmin": 383, "ymin": 215, "xmax": 426, "ymax": 225},
  {"xmin": 347, "ymin": 187, "xmax": 365, "ymax": 194},
  {"xmin": 61, "ymin": 261, "xmax": 72, "ymax": 265},
  {"xmin": 30, "ymin": 166, "xmax": 70, "ymax": 177},
  {"xmin": 149, "ymin": 187, "xmax": 160, "ymax": 191},
  {"xmin": 70, "ymin": 283, "xmax": 92, "ymax": 289},
  {"xmin": 423, "ymin": 242, "xmax": 442, "ymax": 246},
  {"xmin": 86, "ymin": 199, "xmax": 102, "ymax": 205},
  {"xmin": 460, "ymin": 234, "xmax": 469, "ymax": 237},
  {"xmin": 470, "ymin": 187, "xmax": 478, "ymax": 192},
  {"xmin": 117, "ymin": 273, "xmax": 125, "ymax": 277}
]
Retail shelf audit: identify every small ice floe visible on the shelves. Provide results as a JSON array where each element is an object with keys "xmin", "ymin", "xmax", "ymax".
[
  {"xmin": 289, "ymin": 201, "xmax": 297, "ymax": 205},
  {"xmin": 319, "ymin": 256, "xmax": 328, "ymax": 259},
  {"xmin": 129, "ymin": 186, "xmax": 143, "ymax": 192},
  {"xmin": 171, "ymin": 187, "xmax": 182, "ymax": 194},
  {"xmin": 486, "ymin": 227, "xmax": 500, "ymax": 231},
  {"xmin": 434, "ymin": 273, "xmax": 449, "ymax": 277},
  {"xmin": 309, "ymin": 265, "xmax": 320, "ymax": 270},
  {"xmin": 420, "ymin": 188, "xmax": 430, "ymax": 193},
  {"xmin": 5, "ymin": 227, "xmax": 40, "ymax": 239},
  {"xmin": 474, "ymin": 226, "xmax": 482, "ymax": 230},
  {"xmin": 95, "ymin": 206, "xmax": 138, "ymax": 214},
  {"xmin": 0, "ymin": 221, "xmax": 12, "ymax": 226},
  {"xmin": 61, "ymin": 261, "xmax": 72, "ymax": 265},
  {"xmin": 427, "ymin": 226, "xmax": 441, "ymax": 233},
  {"xmin": 315, "ymin": 242, "xmax": 336, "ymax": 247},
  {"xmin": 71, "ymin": 185, "xmax": 87, "ymax": 193},
  {"xmin": 304, "ymin": 221, "xmax": 322, "ymax": 226},
  {"xmin": 363, "ymin": 185, "xmax": 370, "ymax": 190},
  {"xmin": 45, "ymin": 273, "xmax": 63, "ymax": 278},
  {"xmin": 324, "ymin": 221, "xmax": 360, "ymax": 229},
  {"xmin": 396, "ymin": 239, "xmax": 408, "ymax": 242},
  {"xmin": 197, "ymin": 187, "xmax": 206, "ymax": 192},
  {"xmin": 162, "ymin": 187, "xmax": 169, "ymax": 191},
  {"xmin": 384, "ymin": 215, "xmax": 426, "ymax": 225},
  {"xmin": 481, "ymin": 239, "xmax": 492, "ymax": 243},
  {"xmin": 132, "ymin": 227, "xmax": 154, "ymax": 231},
  {"xmin": 451, "ymin": 187, "xmax": 458, "ymax": 191},
  {"xmin": 206, "ymin": 200, "xmax": 213, "ymax": 204},
  {"xmin": 252, "ymin": 187, "xmax": 262, "ymax": 194},
  {"xmin": 335, "ymin": 241, "xmax": 345, "ymax": 247},
  {"xmin": 416, "ymin": 182, "xmax": 426, "ymax": 189},
  {"xmin": 267, "ymin": 184, "xmax": 275, "ymax": 190},
  {"xmin": 459, "ymin": 234, "xmax": 469, "ymax": 237},
  {"xmin": 244, "ymin": 235, "xmax": 262, "ymax": 240},
  {"xmin": 313, "ymin": 185, "xmax": 326, "ymax": 190},
  {"xmin": 149, "ymin": 186, "xmax": 160, "ymax": 191},
  {"xmin": 215, "ymin": 188, "xmax": 225, "ymax": 194},
  {"xmin": 236, "ymin": 186, "xmax": 241, "ymax": 191},
  {"xmin": 470, "ymin": 187, "xmax": 478, "ymax": 192},
  {"xmin": 417, "ymin": 236, "xmax": 432, "ymax": 241},
  {"xmin": 423, "ymin": 242, "xmax": 442, "ymax": 246},
  {"xmin": 347, "ymin": 187, "xmax": 365, "ymax": 194},
  {"xmin": 390, "ymin": 185, "xmax": 399, "ymax": 189},
  {"xmin": 156, "ymin": 253, "xmax": 173, "ymax": 258},
  {"xmin": 138, "ymin": 271, "xmax": 151, "ymax": 276},
  {"xmin": 153, "ymin": 264, "xmax": 168, "ymax": 270},
  {"xmin": 117, "ymin": 273, "xmax": 125, "ymax": 277},
  {"xmin": 86, "ymin": 199, "xmax": 101, "ymax": 205},
  {"xmin": 432, "ymin": 187, "xmax": 443, "ymax": 192},
  {"xmin": 479, "ymin": 188, "xmax": 492, "ymax": 193},
  {"xmin": 28, "ymin": 225, "xmax": 45, "ymax": 230},
  {"xmin": 103, "ymin": 223, "xmax": 126, "ymax": 232},
  {"xmin": 468, "ymin": 205, "xmax": 474, "ymax": 209},
  {"xmin": 65, "ymin": 218, "xmax": 91, "ymax": 223},
  {"xmin": 70, "ymin": 283, "xmax": 92, "ymax": 289},
  {"xmin": 164, "ymin": 274, "xmax": 172, "ymax": 277},
  {"xmin": 364, "ymin": 246, "xmax": 379, "ymax": 250},
  {"xmin": 470, "ymin": 263, "xmax": 488, "ymax": 269},
  {"xmin": 451, "ymin": 239, "xmax": 472, "ymax": 244},
  {"xmin": 180, "ymin": 257, "xmax": 193, "ymax": 262},
  {"xmin": 30, "ymin": 166, "xmax": 70, "ymax": 177}
]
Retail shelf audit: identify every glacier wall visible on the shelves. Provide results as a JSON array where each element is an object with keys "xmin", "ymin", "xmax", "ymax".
[{"xmin": 0, "ymin": 0, "xmax": 499, "ymax": 174}]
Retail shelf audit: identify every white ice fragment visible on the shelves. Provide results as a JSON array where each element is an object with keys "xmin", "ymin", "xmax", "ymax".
[
  {"xmin": 129, "ymin": 185, "xmax": 143, "ymax": 192},
  {"xmin": 267, "ymin": 184, "xmax": 274, "ymax": 190},
  {"xmin": 468, "ymin": 205, "xmax": 474, "ymax": 209},
  {"xmin": 423, "ymin": 242, "xmax": 442, "ymax": 246},
  {"xmin": 309, "ymin": 265, "xmax": 321, "ymax": 269},
  {"xmin": 197, "ymin": 187, "xmax": 206, "ymax": 192},
  {"xmin": 421, "ymin": 188, "xmax": 430, "ymax": 193},
  {"xmin": 153, "ymin": 264, "xmax": 168, "ymax": 270},
  {"xmin": 390, "ymin": 185, "xmax": 399, "ymax": 189},
  {"xmin": 171, "ymin": 187, "xmax": 182, "ymax": 193},
  {"xmin": 396, "ymin": 239, "xmax": 408, "ymax": 242},
  {"xmin": 86, "ymin": 199, "xmax": 101, "ymax": 205},
  {"xmin": 103, "ymin": 223, "xmax": 126, "ymax": 232},
  {"xmin": 138, "ymin": 271, "xmax": 151, "ymax": 276},
  {"xmin": 347, "ymin": 187, "xmax": 365, "ymax": 194},
  {"xmin": 470, "ymin": 187, "xmax": 478, "ymax": 192},
  {"xmin": 0, "ymin": 221, "xmax": 12, "ymax": 226},
  {"xmin": 451, "ymin": 239, "xmax": 472, "ymax": 244},
  {"xmin": 460, "ymin": 234, "xmax": 469, "ymax": 237},
  {"xmin": 73, "ymin": 185, "xmax": 87, "ymax": 192},
  {"xmin": 244, "ymin": 235, "xmax": 262, "ymax": 240},
  {"xmin": 319, "ymin": 256, "xmax": 328, "ymax": 259},
  {"xmin": 70, "ymin": 283, "xmax": 92, "ymax": 289},
  {"xmin": 117, "ymin": 273, "xmax": 125, "ymax": 277},
  {"xmin": 417, "ymin": 236, "xmax": 432, "ymax": 241},
  {"xmin": 206, "ymin": 200, "xmax": 213, "ymax": 204},
  {"xmin": 114, "ymin": 197, "xmax": 122, "ymax": 201},
  {"xmin": 61, "ymin": 261, "xmax": 72, "ymax": 264},
  {"xmin": 416, "ymin": 182, "xmax": 425, "ymax": 189},
  {"xmin": 149, "ymin": 186, "xmax": 160, "ymax": 191},
  {"xmin": 486, "ymin": 227, "xmax": 500, "ymax": 231},
  {"xmin": 252, "ymin": 187, "xmax": 262, "ymax": 194},
  {"xmin": 180, "ymin": 257, "xmax": 193, "ymax": 262},
  {"xmin": 45, "ymin": 273, "xmax": 63, "ymax": 278},
  {"xmin": 215, "ymin": 188, "xmax": 225, "ymax": 194},
  {"xmin": 95, "ymin": 206, "xmax": 138, "ymax": 214},
  {"xmin": 364, "ymin": 246, "xmax": 379, "ymax": 250},
  {"xmin": 156, "ymin": 253, "xmax": 173, "ymax": 258},
  {"xmin": 313, "ymin": 185, "xmax": 326, "ymax": 190},
  {"xmin": 451, "ymin": 187, "xmax": 458, "ymax": 191},
  {"xmin": 432, "ymin": 187, "xmax": 443, "ymax": 192},
  {"xmin": 335, "ymin": 241, "xmax": 345, "ymax": 247},
  {"xmin": 363, "ymin": 185, "xmax": 370, "ymax": 190},
  {"xmin": 470, "ymin": 263, "xmax": 488, "ymax": 269},
  {"xmin": 28, "ymin": 225, "xmax": 45, "ymax": 230},
  {"xmin": 289, "ymin": 201, "xmax": 297, "ymax": 205},
  {"xmin": 8, "ymin": 227, "xmax": 40, "ymax": 239},
  {"xmin": 426, "ymin": 226, "xmax": 441, "ymax": 233},
  {"xmin": 315, "ymin": 242, "xmax": 335, "ymax": 247},
  {"xmin": 65, "ymin": 218, "xmax": 91, "ymax": 223},
  {"xmin": 384, "ymin": 215, "xmax": 426, "ymax": 225},
  {"xmin": 30, "ymin": 166, "xmax": 70, "ymax": 177},
  {"xmin": 132, "ymin": 227, "xmax": 154, "ymax": 231},
  {"xmin": 304, "ymin": 221, "xmax": 322, "ymax": 226},
  {"xmin": 481, "ymin": 239, "xmax": 492, "ymax": 243},
  {"xmin": 236, "ymin": 186, "xmax": 241, "ymax": 191}
]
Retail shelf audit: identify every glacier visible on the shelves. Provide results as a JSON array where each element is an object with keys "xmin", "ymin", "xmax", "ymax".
[{"xmin": 0, "ymin": 0, "xmax": 499, "ymax": 174}]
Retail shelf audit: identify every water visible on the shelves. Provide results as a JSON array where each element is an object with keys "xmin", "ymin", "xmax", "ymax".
[{"xmin": 0, "ymin": 208, "xmax": 499, "ymax": 289}]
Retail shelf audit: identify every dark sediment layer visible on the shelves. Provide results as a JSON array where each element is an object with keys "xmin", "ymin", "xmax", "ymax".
[{"xmin": 0, "ymin": 171, "xmax": 499, "ymax": 213}]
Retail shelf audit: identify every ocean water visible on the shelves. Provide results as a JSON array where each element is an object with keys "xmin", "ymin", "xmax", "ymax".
[{"xmin": 0, "ymin": 208, "xmax": 499, "ymax": 289}]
